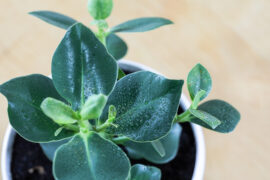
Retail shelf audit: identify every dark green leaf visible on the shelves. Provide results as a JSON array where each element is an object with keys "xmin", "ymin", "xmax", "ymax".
[
  {"xmin": 187, "ymin": 63, "xmax": 212, "ymax": 101},
  {"xmin": 189, "ymin": 109, "xmax": 221, "ymax": 129},
  {"xmin": 125, "ymin": 124, "xmax": 182, "ymax": 164},
  {"xmin": 29, "ymin": 11, "xmax": 77, "ymax": 30},
  {"xmin": 0, "ymin": 75, "xmax": 74, "ymax": 142},
  {"xmin": 53, "ymin": 132, "xmax": 130, "ymax": 180},
  {"xmin": 40, "ymin": 138, "xmax": 70, "ymax": 161},
  {"xmin": 191, "ymin": 100, "xmax": 240, "ymax": 133},
  {"xmin": 118, "ymin": 68, "xmax": 126, "ymax": 80},
  {"xmin": 88, "ymin": 0, "xmax": 113, "ymax": 20},
  {"xmin": 129, "ymin": 164, "xmax": 161, "ymax": 180},
  {"xmin": 110, "ymin": 17, "xmax": 173, "ymax": 33},
  {"xmin": 102, "ymin": 71, "xmax": 183, "ymax": 142},
  {"xmin": 106, "ymin": 33, "xmax": 128, "ymax": 60},
  {"xmin": 52, "ymin": 23, "xmax": 118, "ymax": 110}
]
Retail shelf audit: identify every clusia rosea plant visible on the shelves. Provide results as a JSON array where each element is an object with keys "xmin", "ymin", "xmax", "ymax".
[{"xmin": 0, "ymin": 0, "xmax": 240, "ymax": 180}]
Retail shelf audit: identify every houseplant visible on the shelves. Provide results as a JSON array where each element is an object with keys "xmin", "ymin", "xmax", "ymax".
[{"xmin": 0, "ymin": 0, "xmax": 240, "ymax": 179}]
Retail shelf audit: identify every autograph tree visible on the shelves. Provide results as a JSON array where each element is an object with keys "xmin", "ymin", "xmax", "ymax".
[{"xmin": 0, "ymin": 0, "xmax": 240, "ymax": 180}]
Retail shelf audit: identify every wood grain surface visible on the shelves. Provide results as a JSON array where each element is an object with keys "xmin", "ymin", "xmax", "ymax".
[{"xmin": 0, "ymin": 0, "xmax": 269, "ymax": 179}]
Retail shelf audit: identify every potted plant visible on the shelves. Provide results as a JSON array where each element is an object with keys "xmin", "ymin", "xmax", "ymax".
[{"xmin": 0, "ymin": 0, "xmax": 240, "ymax": 180}]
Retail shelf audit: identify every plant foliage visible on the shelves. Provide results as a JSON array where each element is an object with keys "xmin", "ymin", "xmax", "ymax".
[{"xmin": 0, "ymin": 0, "xmax": 241, "ymax": 179}]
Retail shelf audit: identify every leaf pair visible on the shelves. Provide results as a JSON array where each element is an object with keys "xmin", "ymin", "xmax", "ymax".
[
  {"xmin": 29, "ymin": 11, "xmax": 173, "ymax": 61},
  {"xmin": 185, "ymin": 64, "xmax": 240, "ymax": 132}
]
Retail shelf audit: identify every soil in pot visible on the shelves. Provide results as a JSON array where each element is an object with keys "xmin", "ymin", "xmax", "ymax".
[
  {"xmin": 10, "ymin": 110, "xmax": 196, "ymax": 180},
  {"xmin": 10, "ymin": 69, "xmax": 196, "ymax": 180}
]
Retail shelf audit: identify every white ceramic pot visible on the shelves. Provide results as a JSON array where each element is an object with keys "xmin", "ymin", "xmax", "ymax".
[{"xmin": 1, "ymin": 60, "xmax": 205, "ymax": 180}]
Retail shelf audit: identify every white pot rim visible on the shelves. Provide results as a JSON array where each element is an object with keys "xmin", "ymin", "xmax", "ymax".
[{"xmin": 1, "ymin": 60, "xmax": 205, "ymax": 180}]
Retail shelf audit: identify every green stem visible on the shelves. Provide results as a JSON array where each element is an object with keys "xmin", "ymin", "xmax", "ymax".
[
  {"xmin": 96, "ymin": 117, "xmax": 116, "ymax": 131},
  {"xmin": 78, "ymin": 119, "xmax": 92, "ymax": 133},
  {"xmin": 64, "ymin": 124, "xmax": 80, "ymax": 132},
  {"xmin": 174, "ymin": 110, "xmax": 191, "ymax": 123}
]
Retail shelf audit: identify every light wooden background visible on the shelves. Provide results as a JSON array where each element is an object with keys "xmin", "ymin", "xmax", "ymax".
[{"xmin": 0, "ymin": 0, "xmax": 270, "ymax": 179}]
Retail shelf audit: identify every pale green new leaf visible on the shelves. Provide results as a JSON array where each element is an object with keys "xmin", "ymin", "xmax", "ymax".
[
  {"xmin": 187, "ymin": 63, "xmax": 212, "ymax": 101},
  {"xmin": 41, "ymin": 97, "xmax": 78, "ymax": 125},
  {"xmin": 88, "ymin": 0, "xmax": 113, "ymax": 20},
  {"xmin": 80, "ymin": 94, "xmax": 107, "ymax": 120},
  {"xmin": 189, "ymin": 109, "xmax": 221, "ymax": 129}
]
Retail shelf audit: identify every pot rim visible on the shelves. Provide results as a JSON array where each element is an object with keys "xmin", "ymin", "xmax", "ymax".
[{"xmin": 1, "ymin": 60, "xmax": 205, "ymax": 180}]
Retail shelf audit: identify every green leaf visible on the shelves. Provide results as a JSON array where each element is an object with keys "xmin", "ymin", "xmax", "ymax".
[
  {"xmin": 80, "ymin": 94, "xmax": 107, "ymax": 120},
  {"xmin": 189, "ymin": 109, "xmax": 221, "ymax": 129},
  {"xmin": 129, "ymin": 164, "xmax": 161, "ymax": 180},
  {"xmin": 101, "ymin": 71, "xmax": 183, "ymax": 142},
  {"xmin": 187, "ymin": 63, "xmax": 212, "ymax": 101},
  {"xmin": 125, "ymin": 124, "xmax": 182, "ymax": 164},
  {"xmin": 40, "ymin": 138, "xmax": 70, "ymax": 161},
  {"xmin": 52, "ymin": 23, "xmax": 118, "ymax": 111},
  {"xmin": 41, "ymin": 97, "xmax": 78, "ymax": 125},
  {"xmin": 88, "ymin": 0, "xmax": 113, "ymax": 20},
  {"xmin": 118, "ymin": 68, "xmax": 126, "ymax": 80},
  {"xmin": 191, "ymin": 100, "xmax": 240, "ymax": 133},
  {"xmin": 110, "ymin": 17, "xmax": 173, "ymax": 33},
  {"xmin": 191, "ymin": 90, "xmax": 206, "ymax": 109},
  {"xmin": 108, "ymin": 105, "xmax": 117, "ymax": 119},
  {"xmin": 0, "ymin": 74, "xmax": 74, "ymax": 142},
  {"xmin": 53, "ymin": 132, "xmax": 130, "ymax": 180},
  {"xmin": 106, "ymin": 33, "xmax": 128, "ymax": 60},
  {"xmin": 29, "ymin": 11, "xmax": 77, "ymax": 30}
]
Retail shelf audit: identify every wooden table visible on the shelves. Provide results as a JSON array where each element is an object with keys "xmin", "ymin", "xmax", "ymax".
[{"xmin": 0, "ymin": 0, "xmax": 269, "ymax": 179}]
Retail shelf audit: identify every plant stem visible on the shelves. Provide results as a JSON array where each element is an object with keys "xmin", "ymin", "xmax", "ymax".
[
  {"xmin": 64, "ymin": 124, "xmax": 80, "ymax": 132},
  {"xmin": 78, "ymin": 119, "xmax": 92, "ymax": 133},
  {"xmin": 174, "ymin": 110, "xmax": 191, "ymax": 123},
  {"xmin": 96, "ymin": 117, "xmax": 116, "ymax": 131}
]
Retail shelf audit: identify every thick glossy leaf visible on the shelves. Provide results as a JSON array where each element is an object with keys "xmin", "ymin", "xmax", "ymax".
[
  {"xmin": 125, "ymin": 124, "xmax": 182, "ymax": 164},
  {"xmin": 53, "ymin": 132, "xmax": 130, "ymax": 180},
  {"xmin": 106, "ymin": 33, "xmax": 128, "ymax": 60},
  {"xmin": 41, "ymin": 98, "xmax": 78, "ymax": 125},
  {"xmin": 129, "ymin": 164, "xmax": 161, "ymax": 180},
  {"xmin": 189, "ymin": 109, "xmax": 221, "ymax": 129},
  {"xmin": 88, "ymin": 0, "xmax": 113, "ymax": 20},
  {"xmin": 0, "ymin": 75, "xmax": 74, "ymax": 142},
  {"xmin": 29, "ymin": 11, "xmax": 77, "ymax": 30},
  {"xmin": 191, "ymin": 100, "xmax": 240, "ymax": 133},
  {"xmin": 110, "ymin": 17, "xmax": 173, "ymax": 33},
  {"xmin": 101, "ymin": 71, "xmax": 183, "ymax": 142},
  {"xmin": 187, "ymin": 63, "xmax": 212, "ymax": 101},
  {"xmin": 52, "ymin": 23, "xmax": 118, "ymax": 110},
  {"xmin": 40, "ymin": 138, "xmax": 70, "ymax": 161}
]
